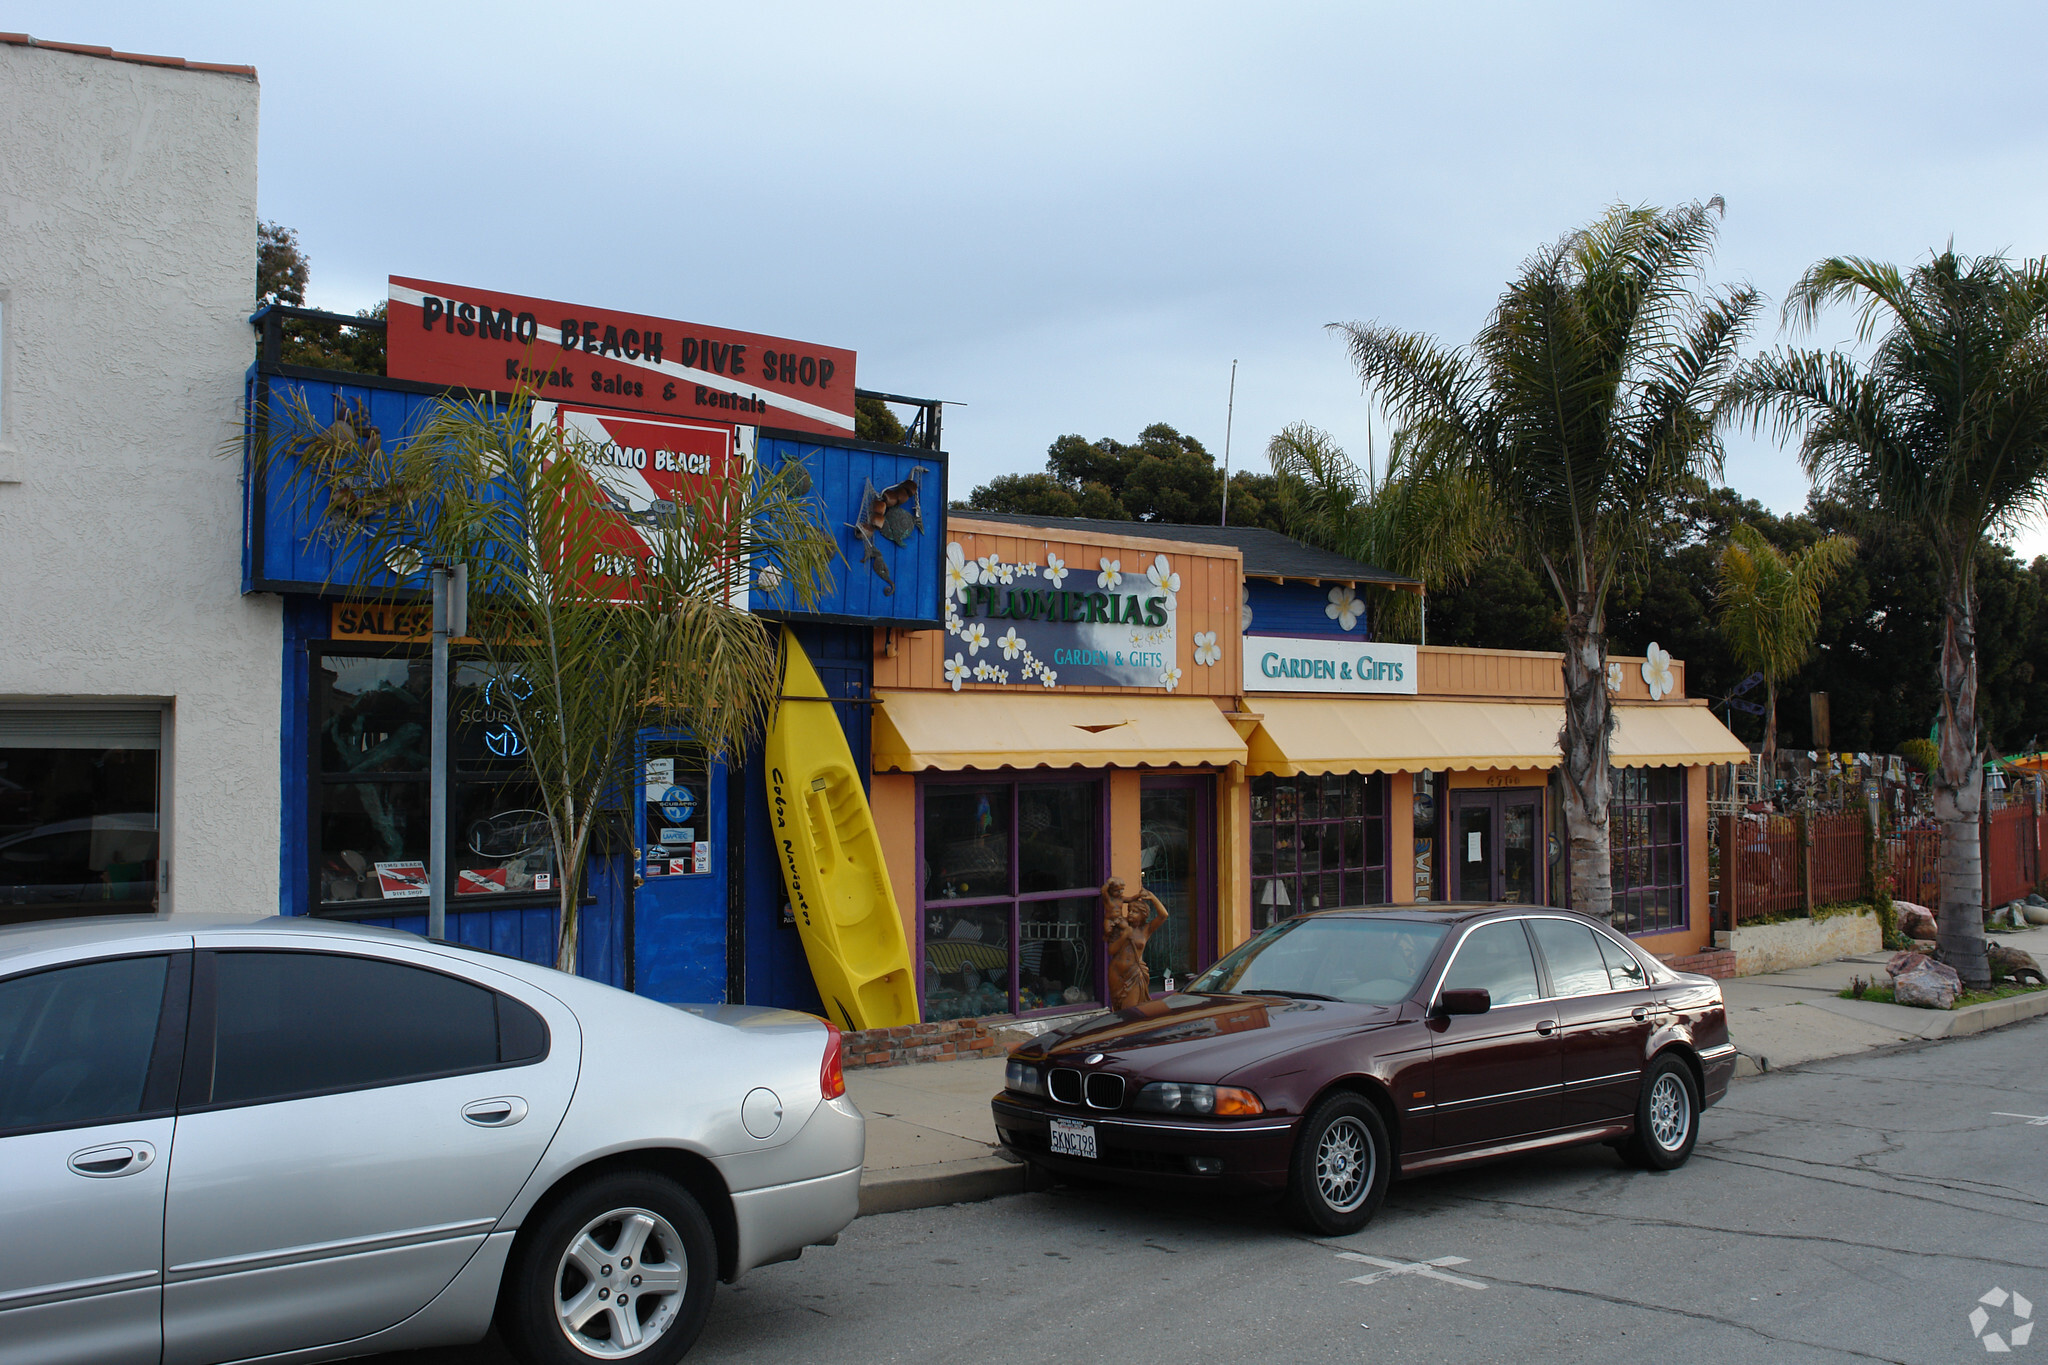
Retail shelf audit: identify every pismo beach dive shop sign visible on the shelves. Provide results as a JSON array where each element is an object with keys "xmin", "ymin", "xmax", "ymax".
[
  {"xmin": 942, "ymin": 543, "xmax": 1183, "ymax": 690},
  {"xmin": 1244, "ymin": 636, "xmax": 1418, "ymax": 696}
]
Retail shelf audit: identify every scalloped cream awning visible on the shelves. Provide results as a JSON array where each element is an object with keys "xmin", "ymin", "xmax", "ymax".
[
  {"xmin": 1245, "ymin": 698, "xmax": 1747, "ymax": 776},
  {"xmin": 871, "ymin": 690, "xmax": 1248, "ymax": 772}
]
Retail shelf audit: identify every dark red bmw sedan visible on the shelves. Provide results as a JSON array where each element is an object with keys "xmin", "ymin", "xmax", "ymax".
[{"xmin": 992, "ymin": 905, "xmax": 1737, "ymax": 1233}]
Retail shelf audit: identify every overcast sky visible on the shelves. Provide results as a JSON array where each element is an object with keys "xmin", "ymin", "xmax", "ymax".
[{"xmin": 27, "ymin": 2, "xmax": 2048, "ymax": 558}]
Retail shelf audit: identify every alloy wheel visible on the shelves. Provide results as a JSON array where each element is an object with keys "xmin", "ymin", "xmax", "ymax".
[
  {"xmin": 1315, "ymin": 1115, "xmax": 1375, "ymax": 1213},
  {"xmin": 553, "ymin": 1206, "xmax": 687, "ymax": 1359},
  {"xmin": 1648, "ymin": 1072, "xmax": 1691, "ymax": 1152}
]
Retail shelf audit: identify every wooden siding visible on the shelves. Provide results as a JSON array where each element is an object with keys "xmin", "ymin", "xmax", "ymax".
[
  {"xmin": 872, "ymin": 519, "xmax": 1242, "ymax": 698},
  {"xmin": 1417, "ymin": 645, "xmax": 1683, "ymax": 702},
  {"xmin": 751, "ymin": 435, "xmax": 946, "ymax": 626}
]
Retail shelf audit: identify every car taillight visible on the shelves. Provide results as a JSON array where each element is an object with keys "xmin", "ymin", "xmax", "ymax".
[{"xmin": 819, "ymin": 1020, "xmax": 846, "ymax": 1100}]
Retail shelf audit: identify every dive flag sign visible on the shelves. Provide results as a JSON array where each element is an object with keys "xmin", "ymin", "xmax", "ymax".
[
  {"xmin": 534, "ymin": 402, "xmax": 745, "ymax": 601},
  {"xmin": 386, "ymin": 276, "xmax": 857, "ymax": 438}
]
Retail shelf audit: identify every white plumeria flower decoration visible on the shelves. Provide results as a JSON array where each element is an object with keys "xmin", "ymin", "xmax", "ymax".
[
  {"xmin": 1040, "ymin": 668, "xmax": 1058, "ymax": 688},
  {"xmin": 1326, "ymin": 585, "xmax": 1363, "ymax": 632},
  {"xmin": 995, "ymin": 562, "xmax": 1015, "ymax": 585},
  {"xmin": 1241, "ymin": 582, "xmax": 1253, "ymax": 633},
  {"xmin": 1606, "ymin": 661, "xmax": 1626, "ymax": 694},
  {"xmin": 997, "ymin": 627, "xmax": 1024, "ymax": 660},
  {"xmin": 1097, "ymin": 557, "xmax": 1123, "ymax": 590},
  {"xmin": 1193, "ymin": 631, "xmax": 1221, "ymax": 667},
  {"xmin": 943, "ymin": 655, "xmax": 970, "ymax": 691},
  {"xmin": 1044, "ymin": 553, "xmax": 1067, "ymax": 587},
  {"xmin": 1641, "ymin": 642, "xmax": 1676, "ymax": 701},
  {"xmin": 1146, "ymin": 554, "xmax": 1181, "ymax": 597},
  {"xmin": 974, "ymin": 660, "xmax": 997, "ymax": 681},
  {"xmin": 976, "ymin": 553, "xmax": 1002, "ymax": 582},
  {"xmin": 944, "ymin": 542, "xmax": 975, "ymax": 601},
  {"xmin": 1160, "ymin": 664, "xmax": 1184, "ymax": 692},
  {"xmin": 961, "ymin": 623, "xmax": 989, "ymax": 655}
]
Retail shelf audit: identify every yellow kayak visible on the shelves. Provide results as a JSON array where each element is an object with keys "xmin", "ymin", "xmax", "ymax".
[{"xmin": 765, "ymin": 628, "xmax": 920, "ymax": 1030}]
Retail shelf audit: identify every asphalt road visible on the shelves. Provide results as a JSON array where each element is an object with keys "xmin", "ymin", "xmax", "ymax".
[{"xmin": 382, "ymin": 1016, "xmax": 2048, "ymax": 1365}]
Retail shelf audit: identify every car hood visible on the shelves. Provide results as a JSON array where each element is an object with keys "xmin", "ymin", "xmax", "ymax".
[{"xmin": 1018, "ymin": 993, "xmax": 1400, "ymax": 1080}]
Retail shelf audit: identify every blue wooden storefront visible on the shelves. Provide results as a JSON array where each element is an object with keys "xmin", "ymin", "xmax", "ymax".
[{"xmin": 245, "ymin": 323, "xmax": 943, "ymax": 1009}]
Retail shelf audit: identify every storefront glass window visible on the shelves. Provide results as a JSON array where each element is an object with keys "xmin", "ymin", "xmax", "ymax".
[
  {"xmin": 0, "ymin": 729, "xmax": 159, "ymax": 922},
  {"xmin": 921, "ymin": 780, "xmax": 1100, "ymax": 1020},
  {"xmin": 1250, "ymin": 773, "xmax": 1388, "ymax": 930},
  {"xmin": 314, "ymin": 649, "xmax": 559, "ymax": 912},
  {"xmin": 1610, "ymin": 766, "xmax": 1686, "ymax": 935}
]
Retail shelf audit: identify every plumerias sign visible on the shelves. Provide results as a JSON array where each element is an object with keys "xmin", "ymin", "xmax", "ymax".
[
  {"xmin": 1243, "ymin": 636, "xmax": 1418, "ymax": 695},
  {"xmin": 942, "ymin": 543, "xmax": 1186, "ymax": 690}
]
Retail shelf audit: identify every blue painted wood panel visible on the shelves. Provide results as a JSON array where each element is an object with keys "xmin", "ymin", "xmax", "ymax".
[
  {"xmin": 245, "ymin": 373, "xmax": 458, "ymax": 595},
  {"xmin": 751, "ymin": 436, "xmax": 945, "ymax": 626},
  {"xmin": 1245, "ymin": 579, "xmax": 1372, "ymax": 640}
]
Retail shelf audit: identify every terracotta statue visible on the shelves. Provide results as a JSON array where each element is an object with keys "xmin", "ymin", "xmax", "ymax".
[{"xmin": 1102, "ymin": 878, "xmax": 1168, "ymax": 1010}]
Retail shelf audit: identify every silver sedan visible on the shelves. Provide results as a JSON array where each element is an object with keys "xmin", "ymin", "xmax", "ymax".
[{"xmin": 0, "ymin": 914, "xmax": 863, "ymax": 1365}]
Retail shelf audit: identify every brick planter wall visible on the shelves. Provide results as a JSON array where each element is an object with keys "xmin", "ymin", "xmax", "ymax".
[
  {"xmin": 843, "ymin": 1017, "xmax": 1009, "ymax": 1070},
  {"xmin": 1657, "ymin": 947, "xmax": 1738, "ymax": 979}
]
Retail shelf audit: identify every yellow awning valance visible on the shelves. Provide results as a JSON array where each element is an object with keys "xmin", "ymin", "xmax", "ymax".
[
  {"xmin": 1246, "ymin": 698, "xmax": 1747, "ymax": 776},
  {"xmin": 871, "ymin": 690, "xmax": 1248, "ymax": 772}
]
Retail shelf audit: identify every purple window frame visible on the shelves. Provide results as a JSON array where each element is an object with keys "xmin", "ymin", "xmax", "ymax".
[
  {"xmin": 913, "ymin": 771, "xmax": 1112, "ymax": 1018},
  {"xmin": 1609, "ymin": 765, "xmax": 1689, "ymax": 937}
]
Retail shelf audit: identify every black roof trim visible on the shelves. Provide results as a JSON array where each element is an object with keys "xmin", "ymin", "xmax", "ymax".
[{"xmin": 945, "ymin": 512, "xmax": 1420, "ymax": 587}]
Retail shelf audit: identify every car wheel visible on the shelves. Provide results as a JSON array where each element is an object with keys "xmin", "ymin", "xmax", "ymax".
[
  {"xmin": 1622, "ymin": 1054, "xmax": 1700, "ymax": 1171},
  {"xmin": 499, "ymin": 1170, "xmax": 717, "ymax": 1365},
  {"xmin": 1284, "ymin": 1092, "xmax": 1391, "ymax": 1235}
]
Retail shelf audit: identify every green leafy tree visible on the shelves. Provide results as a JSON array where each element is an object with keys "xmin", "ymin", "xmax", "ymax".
[
  {"xmin": 963, "ymin": 423, "xmax": 1289, "ymax": 531},
  {"xmin": 1265, "ymin": 420, "xmax": 1503, "ymax": 639},
  {"xmin": 1731, "ymin": 249, "xmax": 2048, "ymax": 985},
  {"xmin": 1333, "ymin": 199, "xmax": 1758, "ymax": 921},
  {"xmin": 1714, "ymin": 524, "xmax": 1857, "ymax": 774},
  {"xmin": 256, "ymin": 220, "xmax": 388, "ymax": 374},
  {"xmin": 264, "ymin": 391, "xmax": 835, "ymax": 971},
  {"xmin": 855, "ymin": 396, "xmax": 908, "ymax": 444}
]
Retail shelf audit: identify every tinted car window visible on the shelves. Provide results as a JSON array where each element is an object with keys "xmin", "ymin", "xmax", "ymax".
[
  {"xmin": 0, "ymin": 955, "xmax": 167, "ymax": 1131},
  {"xmin": 208, "ymin": 952, "xmax": 500, "ymax": 1106},
  {"xmin": 1595, "ymin": 933, "xmax": 1649, "ymax": 990},
  {"xmin": 1530, "ymin": 919, "xmax": 1612, "ymax": 997},
  {"xmin": 1190, "ymin": 917, "xmax": 1447, "ymax": 1005},
  {"xmin": 1440, "ymin": 921, "xmax": 1541, "ymax": 1006}
]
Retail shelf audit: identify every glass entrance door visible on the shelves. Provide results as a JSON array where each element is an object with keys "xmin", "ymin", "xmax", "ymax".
[
  {"xmin": 1139, "ymin": 777, "xmax": 1212, "ymax": 993},
  {"xmin": 1448, "ymin": 788, "xmax": 1544, "ymax": 904}
]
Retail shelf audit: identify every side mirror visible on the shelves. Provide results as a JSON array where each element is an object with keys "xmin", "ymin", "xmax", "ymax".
[{"xmin": 1436, "ymin": 988, "xmax": 1492, "ymax": 1017}]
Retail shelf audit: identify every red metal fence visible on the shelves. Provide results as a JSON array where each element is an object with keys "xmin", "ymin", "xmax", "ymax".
[
  {"xmin": 1886, "ymin": 828, "xmax": 1941, "ymax": 909},
  {"xmin": 1716, "ymin": 802, "xmax": 2042, "ymax": 929},
  {"xmin": 1986, "ymin": 805, "xmax": 2042, "ymax": 906},
  {"xmin": 1810, "ymin": 812, "xmax": 1869, "ymax": 905}
]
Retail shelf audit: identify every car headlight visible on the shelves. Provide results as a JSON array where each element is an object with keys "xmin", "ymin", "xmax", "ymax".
[
  {"xmin": 1006, "ymin": 1059, "xmax": 1046, "ymax": 1097},
  {"xmin": 1131, "ymin": 1082, "xmax": 1263, "ymax": 1116}
]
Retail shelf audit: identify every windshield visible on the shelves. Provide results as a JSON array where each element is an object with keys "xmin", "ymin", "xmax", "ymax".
[{"xmin": 1190, "ymin": 917, "xmax": 1448, "ymax": 1006}]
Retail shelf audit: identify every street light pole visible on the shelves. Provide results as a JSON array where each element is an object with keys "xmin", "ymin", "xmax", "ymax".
[{"xmin": 428, "ymin": 561, "xmax": 467, "ymax": 941}]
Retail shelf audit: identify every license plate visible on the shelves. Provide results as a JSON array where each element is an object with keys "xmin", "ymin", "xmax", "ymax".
[{"xmin": 1048, "ymin": 1117, "xmax": 1098, "ymax": 1159}]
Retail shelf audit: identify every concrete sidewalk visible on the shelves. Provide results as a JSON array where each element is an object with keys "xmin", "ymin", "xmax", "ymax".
[{"xmin": 847, "ymin": 931, "xmax": 2048, "ymax": 1216}]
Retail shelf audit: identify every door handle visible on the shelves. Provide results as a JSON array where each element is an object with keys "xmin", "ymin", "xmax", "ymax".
[
  {"xmin": 462, "ymin": 1096, "xmax": 529, "ymax": 1127},
  {"xmin": 69, "ymin": 1141, "xmax": 155, "ymax": 1178},
  {"xmin": 1535, "ymin": 1020, "xmax": 1557, "ymax": 1036},
  {"xmin": 1632, "ymin": 1006, "xmax": 1650, "ymax": 1021}
]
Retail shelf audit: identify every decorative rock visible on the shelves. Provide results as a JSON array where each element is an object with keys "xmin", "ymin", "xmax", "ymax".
[
  {"xmin": 2024, "ymin": 899, "xmax": 2048, "ymax": 926},
  {"xmin": 1893, "ymin": 961, "xmax": 1959, "ymax": 1010},
  {"xmin": 1987, "ymin": 942, "xmax": 2046, "ymax": 986},
  {"xmin": 1897, "ymin": 904, "xmax": 1938, "ymax": 940},
  {"xmin": 1885, "ymin": 949, "xmax": 1930, "ymax": 978}
]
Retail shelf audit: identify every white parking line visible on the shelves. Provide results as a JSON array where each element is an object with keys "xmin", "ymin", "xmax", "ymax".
[
  {"xmin": 1992, "ymin": 1112, "xmax": 2048, "ymax": 1126},
  {"xmin": 1337, "ymin": 1252, "xmax": 1487, "ymax": 1290}
]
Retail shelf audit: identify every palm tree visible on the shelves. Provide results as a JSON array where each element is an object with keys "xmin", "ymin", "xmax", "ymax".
[
  {"xmin": 1265, "ymin": 420, "xmax": 1504, "ymax": 640},
  {"xmin": 269, "ymin": 390, "xmax": 835, "ymax": 971},
  {"xmin": 1730, "ymin": 250, "xmax": 2048, "ymax": 986},
  {"xmin": 1332, "ymin": 199, "xmax": 1758, "ymax": 922},
  {"xmin": 1714, "ymin": 524, "xmax": 1857, "ymax": 776}
]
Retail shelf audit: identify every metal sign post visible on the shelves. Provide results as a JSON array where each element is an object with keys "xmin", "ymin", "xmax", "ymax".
[{"xmin": 428, "ymin": 562, "xmax": 467, "ymax": 941}]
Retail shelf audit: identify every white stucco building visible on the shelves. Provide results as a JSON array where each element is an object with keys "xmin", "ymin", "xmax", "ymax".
[{"xmin": 0, "ymin": 34, "xmax": 278, "ymax": 919}]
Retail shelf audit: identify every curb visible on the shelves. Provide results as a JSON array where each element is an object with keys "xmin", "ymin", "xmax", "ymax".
[
  {"xmin": 1736, "ymin": 987, "xmax": 2048, "ymax": 1076},
  {"xmin": 857, "ymin": 1155, "xmax": 1027, "ymax": 1217}
]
